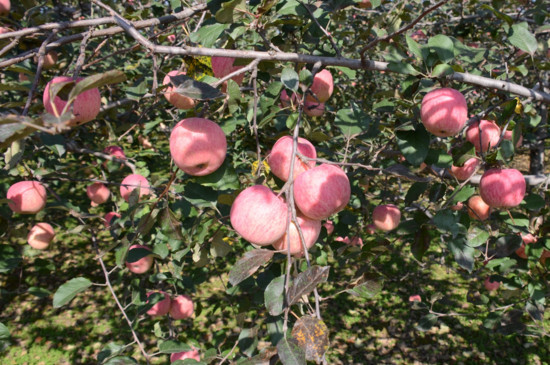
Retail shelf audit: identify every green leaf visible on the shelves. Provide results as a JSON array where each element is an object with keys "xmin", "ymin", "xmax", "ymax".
[
  {"xmin": 347, "ymin": 276, "xmax": 384, "ymax": 299},
  {"xmin": 277, "ymin": 337, "xmax": 306, "ymax": 365},
  {"xmin": 466, "ymin": 227, "xmax": 490, "ymax": 248},
  {"xmin": 508, "ymin": 23, "xmax": 537, "ymax": 54},
  {"xmin": 428, "ymin": 35, "xmax": 454, "ymax": 63},
  {"xmin": 522, "ymin": 194, "xmax": 545, "ymax": 211},
  {"xmin": 447, "ymin": 239, "xmax": 475, "ymax": 272},
  {"xmin": 228, "ymin": 249, "xmax": 274, "ymax": 286},
  {"xmin": 416, "ymin": 313, "xmax": 438, "ymax": 331},
  {"xmin": 169, "ymin": 74, "xmax": 224, "ymax": 100},
  {"xmin": 158, "ymin": 340, "xmax": 192, "ymax": 353},
  {"xmin": 396, "ymin": 127, "xmax": 430, "ymax": 166},
  {"xmin": 98, "ymin": 342, "xmax": 125, "ymax": 363},
  {"xmin": 104, "ymin": 356, "xmax": 138, "ymax": 365},
  {"xmin": 0, "ymin": 243, "xmax": 21, "ymax": 273},
  {"xmin": 215, "ymin": 0, "xmax": 248, "ymax": 23},
  {"xmin": 431, "ymin": 63, "xmax": 454, "ymax": 78},
  {"xmin": 68, "ymin": 71, "xmax": 126, "ymax": 103},
  {"xmin": 412, "ymin": 225, "xmax": 431, "ymax": 261},
  {"xmin": 491, "ymin": 235, "xmax": 522, "ymax": 258},
  {"xmin": 160, "ymin": 207, "xmax": 184, "ymax": 241},
  {"xmin": 53, "ymin": 277, "xmax": 92, "ymax": 308},
  {"xmin": 0, "ymin": 323, "xmax": 9, "ymax": 340},
  {"xmin": 287, "ymin": 266, "xmax": 329, "ymax": 306},
  {"xmin": 190, "ymin": 23, "xmax": 229, "ymax": 48},
  {"xmin": 451, "ymin": 185, "xmax": 475, "ymax": 204},
  {"xmin": 210, "ymin": 232, "xmax": 232, "ymax": 258},
  {"xmin": 265, "ymin": 275, "xmax": 285, "ymax": 316},
  {"xmin": 281, "ymin": 67, "xmax": 299, "ymax": 91},
  {"xmin": 126, "ymin": 247, "xmax": 153, "ymax": 263},
  {"xmin": 194, "ymin": 160, "xmax": 240, "ymax": 190},
  {"xmin": 27, "ymin": 286, "xmax": 52, "ymax": 298},
  {"xmin": 334, "ymin": 101, "xmax": 371, "ymax": 138},
  {"xmin": 387, "ymin": 62, "xmax": 420, "ymax": 76},
  {"xmin": 405, "ymin": 35, "xmax": 424, "ymax": 60},
  {"xmin": 405, "ymin": 182, "xmax": 428, "ymax": 205},
  {"xmin": 451, "ymin": 142, "xmax": 476, "ymax": 167}
]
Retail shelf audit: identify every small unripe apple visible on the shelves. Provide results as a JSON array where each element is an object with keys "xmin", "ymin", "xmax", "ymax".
[
  {"xmin": 146, "ymin": 291, "xmax": 171, "ymax": 317},
  {"xmin": 0, "ymin": 0, "xmax": 10, "ymax": 16},
  {"xmin": 304, "ymin": 101, "xmax": 325, "ymax": 117},
  {"xmin": 479, "ymin": 168, "xmax": 526, "ymax": 208},
  {"xmin": 516, "ymin": 233, "xmax": 537, "ymax": 259},
  {"xmin": 450, "ymin": 157, "xmax": 479, "ymax": 181},
  {"xmin": 294, "ymin": 164, "xmax": 351, "ymax": 221},
  {"xmin": 323, "ymin": 220, "xmax": 334, "ymax": 235},
  {"xmin": 170, "ymin": 294, "xmax": 194, "ymax": 320},
  {"xmin": 420, "ymin": 88, "xmax": 468, "ymax": 137},
  {"xmin": 86, "ymin": 182, "xmax": 110, "ymax": 206},
  {"xmin": 43, "ymin": 76, "xmax": 101, "ymax": 125},
  {"xmin": 409, "ymin": 294, "xmax": 422, "ymax": 302},
  {"xmin": 467, "ymin": 195, "xmax": 491, "ymax": 221},
  {"xmin": 170, "ymin": 348, "xmax": 200, "ymax": 363},
  {"xmin": 372, "ymin": 204, "xmax": 401, "ymax": 231},
  {"xmin": 230, "ymin": 185, "xmax": 288, "ymax": 245},
  {"xmin": 450, "ymin": 201, "xmax": 464, "ymax": 211},
  {"xmin": 170, "ymin": 118, "xmax": 227, "ymax": 176},
  {"xmin": 465, "ymin": 120, "xmax": 501, "ymax": 153},
  {"xmin": 138, "ymin": 135, "xmax": 153, "ymax": 149},
  {"xmin": 120, "ymin": 174, "xmax": 152, "ymax": 202},
  {"xmin": 484, "ymin": 277, "xmax": 500, "ymax": 291},
  {"xmin": 163, "ymin": 70, "xmax": 196, "ymax": 110},
  {"xmin": 272, "ymin": 214, "xmax": 321, "ymax": 257},
  {"xmin": 35, "ymin": 51, "xmax": 58, "ymax": 70},
  {"xmin": 410, "ymin": 30, "xmax": 427, "ymax": 41},
  {"xmin": 104, "ymin": 212, "xmax": 121, "ymax": 228},
  {"xmin": 103, "ymin": 145, "xmax": 126, "ymax": 160},
  {"xmin": 267, "ymin": 135, "xmax": 316, "ymax": 182},
  {"xmin": 7, "ymin": 181, "xmax": 47, "ymax": 214},
  {"xmin": 212, "ymin": 56, "xmax": 245, "ymax": 85},
  {"xmin": 306, "ymin": 69, "xmax": 333, "ymax": 103},
  {"xmin": 167, "ymin": 34, "xmax": 176, "ymax": 43},
  {"xmin": 366, "ymin": 224, "xmax": 377, "ymax": 234},
  {"xmin": 27, "ymin": 223, "xmax": 55, "ymax": 250},
  {"xmin": 503, "ymin": 130, "xmax": 523, "ymax": 148},
  {"xmin": 280, "ymin": 89, "xmax": 298, "ymax": 108},
  {"xmin": 125, "ymin": 244, "xmax": 154, "ymax": 274}
]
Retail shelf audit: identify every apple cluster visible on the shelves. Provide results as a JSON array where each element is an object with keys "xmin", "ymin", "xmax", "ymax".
[
  {"xmin": 145, "ymin": 291, "xmax": 194, "ymax": 320},
  {"xmin": 280, "ymin": 69, "xmax": 334, "ymax": 117}
]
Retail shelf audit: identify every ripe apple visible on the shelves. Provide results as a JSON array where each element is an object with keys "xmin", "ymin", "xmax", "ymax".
[
  {"xmin": 280, "ymin": 89, "xmax": 299, "ymax": 108},
  {"xmin": 27, "ymin": 223, "xmax": 55, "ymax": 250},
  {"xmin": 146, "ymin": 291, "xmax": 171, "ymax": 317},
  {"xmin": 323, "ymin": 220, "xmax": 335, "ymax": 235},
  {"xmin": 366, "ymin": 224, "xmax": 377, "ymax": 234},
  {"xmin": 272, "ymin": 214, "xmax": 321, "ymax": 257},
  {"xmin": 170, "ymin": 348, "xmax": 200, "ymax": 363},
  {"xmin": 420, "ymin": 88, "xmax": 468, "ymax": 137},
  {"xmin": 409, "ymin": 294, "xmax": 422, "ymax": 302},
  {"xmin": 7, "ymin": 180, "xmax": 47, "ymax": 214},
  {"xmin": 0, "ymin": 0, "xmax": 10, "ymax": 16},
  {"xmin": 167, "ymin": 34, "xmax": 176, "ymax": 43},
  {"xmin": 163, "ymin": 70, "xmax": 196, "ymax": 110},
  {"xmin": 335, "ymin": 236, "xmax": 363, "ymax": 247},
  {"xmin": 450, "ymin": 157, "xmax": 479, "ymax": 181},
  {"xmin": 230, "ymin": 185, "xmax": 288, "ymax": 245},
  {"xmin": 43, "ymin": 76, "xmax": 101, "ymax": 125},
  {"xmin": 169, "ymin": 118, "xmax": 227, "ymax": 176},
  {"xmin": 484, "ymin": 277, "xmax": 500, "ymax": 291},
  {"xmin": 372, "ymin": 204, "xmax": 401, "ymax": 231},
  {"xmin": 503, "ymin": 130, "xmax": 523, "ymax": 148},
  {"xmin": 479, "ymin": 168, "xmax": 526, "ymax": 208},
  {"xmin": 304, "ymin": 101, "xmax": 325, "ymax": 117},
  {"xmin": 294, "ymin": 164, "xmax": 351, "ymax": 221},
  {"xmin": 104, "ymin": 212, "xmax": 121, "ymax": 228},
  {"xmin": 465, "ymin": 120, "xmax": 501, "ymax": 153},
  {"xmin": 125, "ymin": 244, "xmax": 154, "ymax": 274},
  {"xmin": 212, "ymin": 56, "xmax": 245, "ymax": 85},
  {"xmin": 516, "ymin": 233, "xmax": 537, "ymax": 259},
  {"xmin": 86, "ymin": 182, "xmax": 110, "ymax": 206},
  {"xmin": 467, "ymin": 195, "xmax": 491, "ymax": 221},
  {"xmin": 267, "ymin": 135, "xmax": 316, "ymax": 182},
  {"xmin": 306, "ymin": 69, "xmax": 333, "ymax": 103},
  {"xmin": 410, "ymin": 30, "xmax": 427, "ymax": 41},
  {"xmin": 35, "ymin": 51, "xmax": 58, "ymax": 70},
  {"xmin": 103, "ymin": 145, "xmax": 126, "ymax": 160},
  {"xmin": 170, "ymin": 294, "xmax": 194, "ymax": 320},
  {"xmin": 120, "ymin": 174, "xmax": 152, "ymax": 202},
  {"xmin": 450, "ymin": 201, "xmax": 464, "ymax": 211}
]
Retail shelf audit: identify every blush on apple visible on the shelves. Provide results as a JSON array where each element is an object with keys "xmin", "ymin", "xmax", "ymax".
[
  {"xmin": 293, "ymin": 164, "xmax": 351, "ymax": 221},
  {"xmin": 7, "ymin": 180, "xmax": 47, "ymax": 214},
  {"xmin": 0, "ymin": 0, "xmax": 10, "ymax": 16},
  {"xmin": 104, "ymin": 212, "xmax": 121, "ymax": 228},
  {"xmin": 479, "ymin": 168, "xmax": 526, "ymax": 208},
  {"xmin": 27, "ymin": 223, "xmax": 55, "ymax": 250},
  {"xmin": 170, "ymin": 118, "xmax": 227, "ymax": 176},
  {"xmin": 272, "ymin": 214, "xmax": 321, "ymax": 257},
  {"xmin": 120, "ymin": 174, "xmax": 152, "ymax": 202},
  {"xmin": 170, "ymin": 294, "xmax": 194, "ymax": 320},
  {"xmin": 465, "ymin": 120, "xmax": 501, "ymax": 153},
  {"xmin": 163, "ymin": 70, "xmax": 196, "ymax": 110},
  {"xmin": 146, "ymin": 291, "xmax": 171, "ymax": 317},
  {"xmin": 230, "ymin": 185, "xmax": 288, "ymax": 245},
  {"xmin": 467, "ymin": 195, "xmax": 491, "ymax": 221},
  {"xmin": 306, "ymin": 69, "xmax": 333, "ymax": 103},
  {"xmin": 372, "ymin": 204, "xmax": 401, "ymax": 231},
  {"xmin": 125, "ymin": 244, "xmax": 154, "ymax": 274},
  {"xmin": 170, "ymin": 348, "xmax": 200, "ymax": 363},
  {"xmin": 103, "ymin": 145, "xmax": 126, "ymax": 160},
  {"xmin": 87, "ymin": 182, "xmax": 110, "ymax": 206},
  {"xmin": 450, "ymin": 157, "xmax": 479, "ymax": 181},
  {"xmin": 420, "ymin": 88, "xmax": 468, "ymax": 137},
  {"xmin": 267, "ymin": 135, "xmax": 316, "ymax": 182}
]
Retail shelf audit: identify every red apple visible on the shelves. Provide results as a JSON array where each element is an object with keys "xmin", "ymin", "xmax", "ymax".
[
  {"xmin": 163, "ymin": 70, "xmax": 196, "ymax": 110},
  {"xmin": 120, "ymin": 174, "xmax": 152, "ymax": 202},
  {"xmin": 280, "ymin": 89, "xmax": 299, "ymax": 108},
  {"xmin": 479, "ymin": 168, "xmax": 525, "ymax": 208},
  {"xmin": 43, "ymin": 76, "xmax": 101, "ymax": 125},
  {"xmin": 212, "ymin": 56, "xmax": 245, "ymax": 85},
  {"xmin": 167, "ymin": 34, "xmax": 176, "ymax": 43},
  {"xmin": 7, "ymin": 181, "xmax": 47, "ymax": 214},
  {"xmin": 465, "ymin": 120, "xmax": 501, "ymax": 153},
  {"xmin": 467, "ymin": 195, "xmax": 491, "ymax": 220},
  {"xmin": 450, "ymin": 157, "xmax": 479, "ymax": 181},
  {"xmin": 409, "ymin": 294, "xmax": 422, "ymax": 302},
  {"xmin": 170, "ymin": 118, "xmax": 227, "ymax": 176},
  {"xmin": 484, "ymin": 277, "xmax": 500, "ymax": 291},
  {"xmin": 146, "ymin": 291, "xmax": 171, "ymax": 317},
  {"xmin": 0, "ymin": 0, "xmax": 10, "ymax": 16},
  {"xmin": 27, "ymin": 223, "xmax": 55, "ymax": 250},
  {"xmin": 420, "ymin": 88, "xmax": 468, "ymax": 137},
  {"xmin": 516, "ymin": 233, "xmax": 537, "ymax": 259},
  {"xmin": 503, "ymin": 130, "xmax": 523, "ymax": 148},
  {"xmin": 104, "ymin": 212, "xmax": 121, "ymax": 228},
  {"xmin": 86, "ymin": 182, "xmax": 110, "ymax": 206},
  {"xmin": 306, "ymin": 69, "xmax": 333, "ymax": 103},
  {"xmin": 267, "ymin": 135, "xmax": 316, "ymax": 182},
  {"xmin": 410, "ymin": 30, "xmax": 427, "ymax": 41},
  {"xmin": 304, "ymin": 101, "xmax": 325, "ymax": 117},
  {"xmin": 170, "ymin": 294, "xmax": 194, "ymax": 320},
  {"xmin": 272, "ymin": 214, "xmax": 321, "ymax": 257},
  {"xmin": 372, "ymin": 204, "xmax": 401, "ymax": 231},
  {"xmin": 18, "ymin": 73, "xmax": 29, "ymax": 82},
  {"xmin": 323, "ymin": 220, "xmax": 335, "ymax": 235},
  {"xmin": 366, "ymin": 224, "xmax": 376, "ymax": 234},
  {"xmin": 294, "ymin": 164, "xmax": 351, "ymax": 221},
  {"xmin": 103, "ymin": 145, "xmax": 126, "ymax": 160},
  {"xmin": 125, "ymin": 244, "xmax": 154, "ymax": 274},
  {"xmin": 450, "ymin": 201, "xmax": 464, "ymax": 211},
  {"xmin": 230, "ymin": 185, "xmax": 288, "ymax": 245},
  {"xmin": 170, "ymin": 348, "xmax": 200, "ymax": 363}
]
